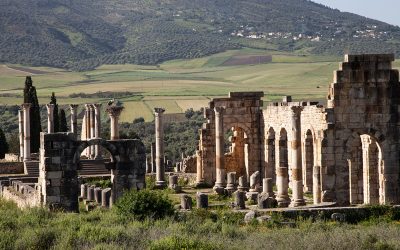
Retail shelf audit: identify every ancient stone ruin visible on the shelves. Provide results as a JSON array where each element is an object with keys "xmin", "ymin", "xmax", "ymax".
[{"xmin": 194, "ymin": 54, "xmax": 400, "ymax": 206}]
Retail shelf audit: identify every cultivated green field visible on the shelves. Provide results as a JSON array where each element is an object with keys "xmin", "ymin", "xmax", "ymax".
[{"xmin": 1, "ymin": 49, "xmax": 397, "ymax": 122}]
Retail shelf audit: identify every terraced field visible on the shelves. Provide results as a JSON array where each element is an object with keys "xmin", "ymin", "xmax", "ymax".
[{"xmin": 2, "ymin": 49, "xmax": 394, "ymax": 122}]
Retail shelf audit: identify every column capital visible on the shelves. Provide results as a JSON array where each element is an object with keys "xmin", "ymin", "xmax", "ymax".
[
  {"xmin": 106, "ymin": 106, "xmax": 124, "ymax": 117},
  {"xmin": 291, "ymin": 106, "xmax": 303, "ymax": 116},
  {"xmin": 154, "ymin": 107, "xmax": 165, "ymax": 115},
  {"xmin": 214, "ymin": 106, "xmax": 225, "ymax": 115},
  {"xmin": 46, "ymin": 103, "xmax": 55, "ymax": 111},
  {"xmin": 21, "ymin": 103, "xmax": 31, "ymax": 110},
  {"xmin": 69, "ymin": 104, "xmax": 78, "ymax": 110}
]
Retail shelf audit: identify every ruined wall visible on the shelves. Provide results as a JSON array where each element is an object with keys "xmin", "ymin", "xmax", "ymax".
[
  {"xmin": 327, "ymin": 54, "xmax": 400, "ymax": 205},
  {"xmin": 199, "ymin": 92, "xmax": 264, "ymax": 185}
]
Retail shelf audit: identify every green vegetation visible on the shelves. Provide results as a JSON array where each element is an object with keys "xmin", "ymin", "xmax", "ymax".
[
  {"xmin": 0, "ymin": 198, "xmax": 399, "ymax": 249},
  {"xmin": 23, "ymin": 76, "xmax": 41, "ymax": 153},
  {"xmin": 59, "ymin": 109, "xmax": 68, "ymax": 132},
  {"xmin": 115, "ymin": 189, "xmax": 175, "ymax": 221},
  {"xmin": 50, "ymin": 92, "xmax": 60, "ymax": 132},
  {"xmin": 1, "ymin": 0, "xmax": 400, "ymax": 70},
  {"xmin": 0, "ymin": 127, "xmax": 9, "ymax": 159}
]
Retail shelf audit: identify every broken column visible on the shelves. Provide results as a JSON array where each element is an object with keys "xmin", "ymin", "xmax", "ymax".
[
  {"xmin": 18, "ymin": 110, "xmax": 24, "ymax": 161},
  {"xmin": 225, "ymin": 172, "xmax": 236, "ymax": 194},
  {"xmin": 93, "ymin": 104, "xmax": 102, "ymax": 159},
  {"xmin": 196, "ymin": 192, "xmax": 208, "ymax": 208},
  {"xmin": 106, "ymin": 106, "xmax": 124, "ymax": 140},
  {"xmin": 290, "ymin": 107, "xmax": 306, "ymax": 207},
  {"xmin": 238, "ymin": 176, "xmax": 249, "ymax": 192},
  {"xmin": 101, "ymin": 188, "xmax": 112, "ymax": 207},
  {"xmin": 262, "ymin": 178, "xmax": 275, "ymax": 197},
  {"xmin": 69, "ymin": 104, "xmax": 78, "ymax": 138},
  {"xmin": 46, "ymin": 104, "xmax": 55, "ymax": 133},
  {"xmin": 154, "ymin": 108, "xmax": 166, "ymax": 188},
  {"xmin": 195, "ymin": 150, "xmax": 205, "ymax": 186},
  {"xmin": 21, "ymin": 103, "xmax": 31, "ymax": 161},
  {"xmin": 249, "ymin": 171, "xmax": 260, "ymax": 192},
  {"xmin": 213, "ymin": 106, "xmax": 225, "ymax": 193},
  {"xmin": 180, "ymin": 194, "xmax": 192, "ymax": 210},
  {"xmin": 276, "ymin": 167, "xmax": 290, "ymax": 207},
  {"xmin": 234, "ymin": 191, "xmax": 246, "ymax": 209}
]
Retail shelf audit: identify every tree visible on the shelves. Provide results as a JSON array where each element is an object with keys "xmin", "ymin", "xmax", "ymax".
[
  {"xmin": 59, "ymin": 109, "xmax": 68, "ymax": 132},
  {"xmin": 23, "ymin": 76, "xmax": 42, "ymax": 153},
  {"xmin": 50, "ymin": 92, "xmax": 60, "ymax": 132},
  {"xmin": 0, "ymin": 128, "xmax": 9, "ymax": 159}
]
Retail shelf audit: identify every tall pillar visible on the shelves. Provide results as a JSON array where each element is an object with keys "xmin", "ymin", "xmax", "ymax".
[
  {"xmin": 18, "ymin": 110, "xmax": 24, "ymax": 161},
  {"xmin": 154, "ymin": 108, "xmax": 166, "ymax": 188},
  {"xmin": 213, "ymin": 107, "xmax": 225, "ymax": 193},
  {"xmin": 196, "ymin": 150, "xmax": 204, "ymax": 185},
  {"xmin": 84, "ymin": 104, "xmax": 91, "ymax": 157},
  {"xmin": 290, "ymin": 107, "xmax": 305, "ymax": 207},
  {"xmin": 313, "ymin": 166, "xmax": 322, "ymax": 204},
  {"xmin": 93, "ymin": 104, "xmax": 102, "ymax": 159},
  {"xmin": 46, "ymin": 104, "xmax": 55, "ymax": 133},
  {"xmin": 69, "ymin": 104, "xmax": 78, "ymax": 137},
  {"xmin": 106, "ymin": 106, "xmax": 124, "ymax": 140},
  {"xmin": 21, "ymin": 103, "xmax": 31, "ymax": 161},
  {"xmin": 89, "ymin": 105, "xmax": 96, "ymax": 159}
]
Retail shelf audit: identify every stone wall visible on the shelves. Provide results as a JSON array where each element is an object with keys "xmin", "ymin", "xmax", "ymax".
[{"xmin": 0, "ymin": 162, "xmax": 24, "ymax": 175}]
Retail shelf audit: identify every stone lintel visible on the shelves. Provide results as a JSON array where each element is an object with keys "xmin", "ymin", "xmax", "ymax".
[
  {"xmin": 344, "ymin": 54, "xmax": 394, "ymax": 63},
  {"xmin": 229, "ymin": 91, "xmax": 264, "ymax": 99}
]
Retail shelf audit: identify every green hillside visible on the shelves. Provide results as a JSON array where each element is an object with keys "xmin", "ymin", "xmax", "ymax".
[{"xmin": 1, "ymin": 0, "xmax": 400, "ymax": 70}]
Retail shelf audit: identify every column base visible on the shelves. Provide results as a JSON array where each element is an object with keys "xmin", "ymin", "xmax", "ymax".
[
  {"xmin": 290, "ymin": 199, "xmax": 306, "ymax": 207},
  {"xmin": 277, "ymin": 196, "xmax": 291, "ymax": 208},
  {"xmin": 213, "ymin": 185, "xmax": 225, "ymax": 195},
  {"xmin": 155, "ymin": 181, "xmax": 167, "ymax": 189}
]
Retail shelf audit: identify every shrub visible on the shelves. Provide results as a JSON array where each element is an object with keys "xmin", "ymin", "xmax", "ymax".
[{"xmin": 115, "ymin": 189, "xmax": 174, "ymax": 221}]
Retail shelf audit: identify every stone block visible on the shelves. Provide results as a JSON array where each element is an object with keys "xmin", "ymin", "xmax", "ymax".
[
  {"xmin": 180, "ymin": 194, "xmax": 192, "ymax": 210},
  {"xmin": 196, "ymin": 192, "xmax": 208, "ymax": 209}
]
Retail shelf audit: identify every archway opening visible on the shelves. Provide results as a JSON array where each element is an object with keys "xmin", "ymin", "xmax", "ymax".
[
  {"xmin": 265, "ymin": 127, "xmax": 276, "ymax": 184},
  {"xmin": 347, "ymin": 135, "xmax": 363, "ymax": 205},
  {"xmin": 304, "ymin": 130, "xmax": 314, "ymax": 193},
  {"xmin": 78, "ymin": 144, "xmax": 113, "ymax": 177},
  {"xmin": 224, "ymin": 126, "xmax": 248, "ymax": 178}
]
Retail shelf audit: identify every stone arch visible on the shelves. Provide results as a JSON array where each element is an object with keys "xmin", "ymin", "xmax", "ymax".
[{"xmin": 73, "ymin": 138, "xmax": 119, "ymax": 166}]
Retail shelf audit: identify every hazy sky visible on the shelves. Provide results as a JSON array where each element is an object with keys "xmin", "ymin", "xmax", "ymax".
[{"xmin": 312, "ymin": 0, "xmax": 400, "ymax": 26}]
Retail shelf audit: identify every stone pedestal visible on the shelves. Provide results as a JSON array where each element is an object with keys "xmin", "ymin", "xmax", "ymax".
[
  {"xmin": 102, "ymin": 188, "xmax": 112, "ymax": 207},
  {"xmin": 21, "ymin": 103, "xmax": 31, "ymax": 161},
  {"xmin": 180, "ymin": 194, "xmax": 192, "ymax": 210},
  {"xmin": 213, "ymin": 107, "xmax": 225, "ymax": 192},
  {"xmin": 154, "ymin": 108, "xmax": 166, "ymax": 188},
  {"xmin": 234, "ymin": 191, "xmax": 246, "ymax": 209},
  {"xmin": 276, "ymin": 167, "xmax": 290, "ymax": 207},
  {"xmin": 196, "ymin": 192, "xmax": 208, "ymax": 208}
]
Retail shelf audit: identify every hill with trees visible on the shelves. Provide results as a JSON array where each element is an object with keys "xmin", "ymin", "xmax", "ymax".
[{"xmin": 1, "ymin": 0, "xmax": 400, "ymax": 70}]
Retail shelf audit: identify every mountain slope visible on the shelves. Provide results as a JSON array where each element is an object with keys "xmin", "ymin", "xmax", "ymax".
[{"xmin": 1, "ymin": 0, "xmax": 400, "ymax": 70}]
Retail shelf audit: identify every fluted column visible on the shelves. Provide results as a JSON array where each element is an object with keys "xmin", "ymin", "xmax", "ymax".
[
  {"xmin": 213, "ymin": 107, "xmax": 225, "ymax": 192},
  {"xmin": 106, "ymin": 106, "xmax": 124, "ymax": 140},
  {"xmin": 46, "ymin": 104, "xmax": 55, "ymax": 133},
  {"xmin": 69, "ymin": 104, "xmax": 78, "ymax": 137},
  {"xmin": 21, "ymin": 103, "xmax": 31, "ymax": 161},
  {"xmin": 290, "ymin": 106, "xmax": 305, "ymax": 207},
  {"xmin": 154, "ymin": 108, "xmax": 166, "ymax": 188},
  {"xmin": 84, "ymin": 104, "xmax": 91, "ymax": 157},
  {"xmin": 94, "ymin": 104, "xmax": 102, "ymax": 159},
  {"xmin": 18, "ymin": 110, "xmax": 24, "ymax": 161}
]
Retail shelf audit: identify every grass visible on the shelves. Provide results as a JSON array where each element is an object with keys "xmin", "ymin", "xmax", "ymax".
[
  {"xmin": 0, "ymin": 198, "xmax": 399, "ymax": 249},
  {"xmin": 1, "ymin": 48, "xmax": 398, "ymax": 120}
]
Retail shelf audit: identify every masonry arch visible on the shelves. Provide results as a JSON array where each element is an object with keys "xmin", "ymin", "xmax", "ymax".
[{"xmin": 224, "ymin": 124, "xmax": 251, "ymax": 178}]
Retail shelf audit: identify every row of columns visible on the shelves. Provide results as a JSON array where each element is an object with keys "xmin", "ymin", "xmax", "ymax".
[{"xmin": 20, "ymin": 103, "xmax": 124, "ymax": 162}]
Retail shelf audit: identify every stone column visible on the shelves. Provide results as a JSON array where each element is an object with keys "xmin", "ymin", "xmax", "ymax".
[
  {"xmin": 46, "ymin": 104, "xmax": 55, "ymax": 133},
  {"xmin": 313, "ymin": 166, "xmax": 322, "ymax": 204},
  {"xmin": 69, "ymin": 104, "xmax": 78, "ymax": 137},
  {"xmin": 93, "ymin": 104, "xmax": 102, "ymax": 159},
  {"xmin": 106, "ymin": 106, "xmax": 124, "ymax": 140},
  {"xmin": 151, "ymin": 142, "xmax": 156, "ymax": 173},
  {"xmin": 84, "ymin": 104, "xmax": 91, "ymax": 157},
  {"xmin": 18, "ymin": 110, "xmax": 24, "ymax": 161},
  {"xmin": 213, "ymin": 107, "xmax": 225, "ymax": 192},
  {"xmin": 290, "ymin": 107, "xmax": 305, "ymax": 207},
  {"xmin": 21, "ymin": 103, "xmax": 31, "ymax": 161},
  {"xmin": 195, "ymin": 150, "xmax": 204, "ymax": 185},
  {"xmin": 154, "ymin": 108, "xmax": 166, "ymax": 188},
  {"xmin": 89, "ymin": 105, "xmax": 96, "ymax": 159},
  {"xmin": 276, "ymin": 167, "xmax": 290, "ymax": 207}
]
